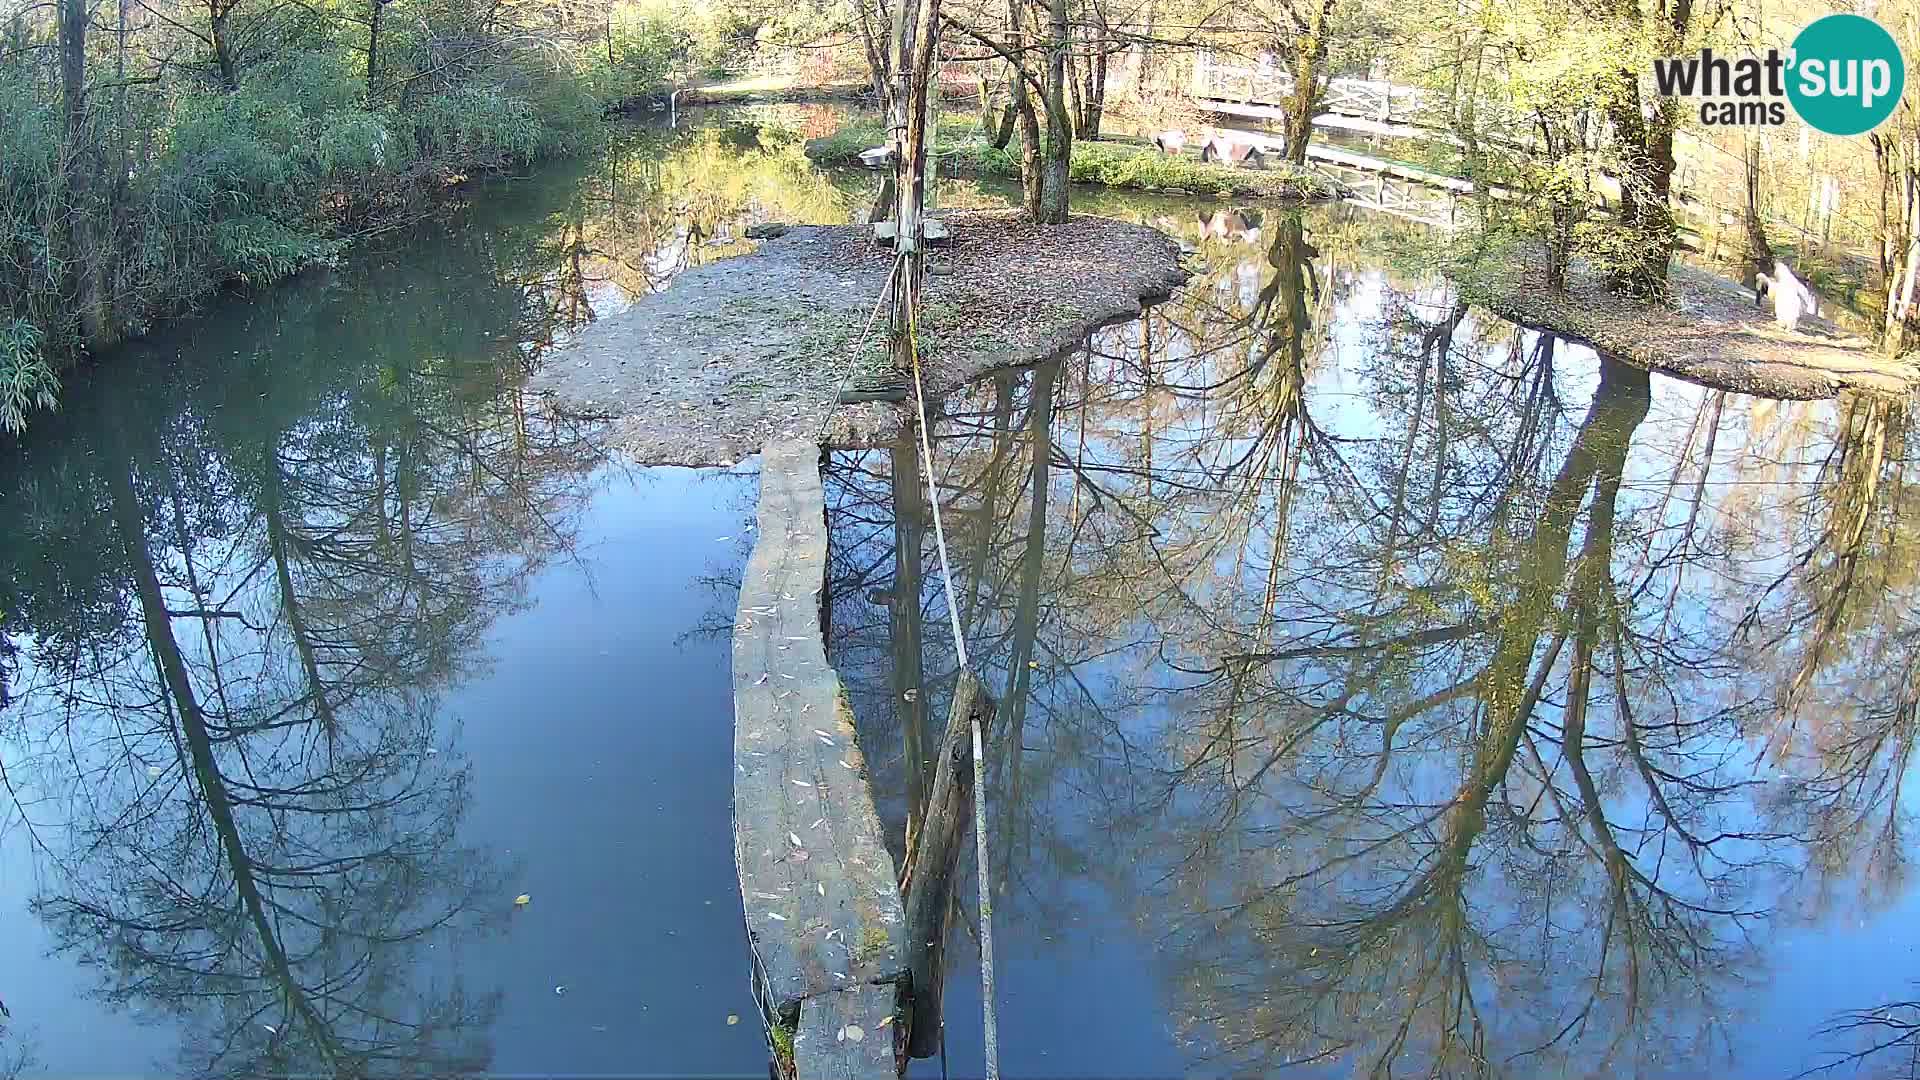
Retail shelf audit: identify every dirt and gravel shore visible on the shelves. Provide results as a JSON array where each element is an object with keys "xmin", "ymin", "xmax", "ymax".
[{"xmin": 531, "ymin": 210, "xmax": 1187, "ymax": 465}]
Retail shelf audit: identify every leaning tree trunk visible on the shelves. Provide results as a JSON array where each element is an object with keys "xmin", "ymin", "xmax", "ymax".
[
  {"xmin": 1005, "ymin": 0, "xmax": 1044, "ymax": 218},
  {"xmin": 978, "ymin": 71, "xmax": 1016, "ymax": 149},
  {"xmin": 1282, "ymin": 0, "xmax": 1337, "ymax": 168}
]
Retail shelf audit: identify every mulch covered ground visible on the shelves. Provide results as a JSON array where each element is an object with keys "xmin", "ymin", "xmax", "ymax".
[
  {"xmin": 531, "ymin": 210, "xmax": 1187, "ymax": 465},
  {"xmin": 1485, "ymin": 258, "xmax": 1920, "ymax": 399}
]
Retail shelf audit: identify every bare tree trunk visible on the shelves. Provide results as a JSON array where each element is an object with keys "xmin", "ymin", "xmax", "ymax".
[
  {"xmin": 1282, "ymin": 0, "xmax": 1337, "ymax": 167},
  {"xmin": 209, "ymin": 1, "xmax": 237, "ymax": 89},
  {"xmin": 1005, "ymin": 0, "xmax": 1043, "ymax": 218},
  {"xmin": 1085, "ymin": 32, "xmax": 1106, "ymax": 138},
  {"xmin": 1741, "ymin": 132, "xmax": 1773, "ymax": 288},
  {"xmin": 978, "ymin": 70, "xmax": 1015, "ymax": 149},
  {"xmin": 1597, "ymin": 0, "xmax": 1690, "ymax": 300},
  {"xmin": 858, "ymin": 0, "xmax": 891, "ymax": 102},
  {"xmin": 367, "ymin": 0, "xmax": 382, "ymax": 102},
  {"xmin": 62, "ymin": 0, "xmax": 112, "ymax": 352},
  {"xmin": 1036, "ymin": 0, "xmax": 1071, "ymax": 223}
]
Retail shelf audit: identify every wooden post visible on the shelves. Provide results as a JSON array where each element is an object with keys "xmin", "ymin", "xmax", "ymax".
[
  {"xmin": 888, "ymin": 0, "xmax": 941, "ymax": 370},
  {"xmin": 899, "ymin": 669, "xmax": 996, "ymax": 1060}
]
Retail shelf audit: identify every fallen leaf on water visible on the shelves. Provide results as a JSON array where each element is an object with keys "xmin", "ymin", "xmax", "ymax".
[
  {"xmin": 790, "ymin": 849, "xmax": 810, "ymax": 862},
  {"xmin": 817, "ymin": 883, "xmax": 825, "ymax": 896},
  {"xmin": 513, "ymin": 894, "xmax": 532, "ymax": 907},
  {"xmin": 1028, "ymin": 660, "xmax": 1039, "ymax": 669},
  {"xmin": 726, "ymin": 1014, "xmax": 740, "ymax": 1026},
  {"xmin": 767, "ymin": 912, "xmax": 788, "ymax": 921},
  {"xmin": 554, "ymin": 985, "xmax": 567, "ymax": 996},
  {"xmin": 876, "ymin": 1015, "xmax": 894, "ymax": 1028},
  {"xmin": 792, "ymin": 779, "xmax": 813, "ymax": 788},
  {"xmin": 789, "ymin": 831, "xmax": 804, "ymax": 847},
  {"xmin": 843, "ymin": 1025, "xmax": 865, "ymax": 1042}
]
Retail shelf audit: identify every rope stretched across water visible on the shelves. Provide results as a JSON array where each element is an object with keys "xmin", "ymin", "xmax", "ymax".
[
  {"xmin": 905, "ymin": 296, "xmax": 1001, "ymax": 1080},
  {"xmin": 837, "ymin": 249, "xmax": 1000, "ymax": 1079}
]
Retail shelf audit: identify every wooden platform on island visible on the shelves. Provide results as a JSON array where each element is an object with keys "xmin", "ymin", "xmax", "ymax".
[{"xmin": 732, "ymin": 439, "xmax": 905, "ymax": 1079}]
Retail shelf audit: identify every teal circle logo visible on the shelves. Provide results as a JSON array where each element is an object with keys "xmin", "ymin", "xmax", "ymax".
[{"xmin": 1787, "ymin": 14, "xmax": 1905, "ymax": 136}]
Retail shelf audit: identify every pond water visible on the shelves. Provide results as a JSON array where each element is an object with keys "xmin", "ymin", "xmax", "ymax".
[{"xmin": 0, "ymin": 105, "xmax": 1914, "ymax": 1079}]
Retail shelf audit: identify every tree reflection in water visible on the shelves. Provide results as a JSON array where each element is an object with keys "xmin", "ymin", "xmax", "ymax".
[
  {"xmin": 825, "ymin": 207, "xmax": 1920, "ymax": 1077},
  {"xmin": 0, "ymin": 158, "xmax": 619, "ymax": 1077}
]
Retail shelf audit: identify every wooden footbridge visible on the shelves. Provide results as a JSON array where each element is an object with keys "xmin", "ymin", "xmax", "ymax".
[
  {"xmin": 732, "ymin": 440, "xmax": 993, "ymax": 1079},
  {"xmin": 1191, "ymin": 51, "xmax": 1499, "ymax": 147},
  {"xmin": 1188, "ymin": 50, "xmax": 1731, "ymax": 244}
]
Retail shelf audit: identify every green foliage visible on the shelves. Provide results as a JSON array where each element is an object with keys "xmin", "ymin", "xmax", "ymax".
[
  {"xmin": 0, "ymin": 68, "xmax": 67, "ymax": 359},
  {"xmin": 0, "ymin": 318, "xmax": 57, "ymax": 435},
  {"xmin": 409, "ymin": 86, "xmax": 550, "ymax": 163},
  {"xmin": 0, "ymin": 0, "xmax": 637, "ymax": 436},
  {"xmin": 595, "ymin": 0, "xmax": 695, "ymax": 96},
  {"xmin": 212, "ymin": 216, "xmax": 346, "ymax": 285}
]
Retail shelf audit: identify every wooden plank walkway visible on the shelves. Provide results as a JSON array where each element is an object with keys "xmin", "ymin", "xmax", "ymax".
[{"xmin": 733, "ymin": 438, "xmax": 905, "ymax": 1080}]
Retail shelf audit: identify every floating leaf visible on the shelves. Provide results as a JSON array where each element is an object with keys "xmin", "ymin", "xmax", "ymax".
[
  {"xmin": 767, "ymin": 912, "xmax": 788, "ymax": 921},
  {"xmin": 789, "ymin": 831, "xmax": 803, "ymax": 847},
  {"xmin": 792, "ymin": 780, "xmax": 813, "ymax": 788},
  {"xmin": 876, "ymin": 1015, "xmax": 894, "ymax": 1028},
  {"xmin": 726, "ymin": 1014, "xmax": 740, "ymax": 1026},
  {"xmin": 513, "ymin": 894, "xmax": 532, "ymax": 907},
  {"xmin": 843, "ymin": 1025, "xmax": 865, "ymax": 1042}
]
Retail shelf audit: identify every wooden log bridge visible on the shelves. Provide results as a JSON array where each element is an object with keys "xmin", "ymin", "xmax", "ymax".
[
  {"xmin": 734, "ymin": 439, "xmax": 904, "ymax": 1079},
  {"xmin": 733, "ymin": 439, "xmax": 993, "ymax": 1079}
]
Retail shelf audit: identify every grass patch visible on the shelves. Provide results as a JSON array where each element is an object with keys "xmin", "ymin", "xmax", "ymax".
[
  {"xmin": 805, "ymin": 119, "xmax": 1337, "ymax": 201},
  {"xmin": 770, "ymin": 1020, "xmax": 796, "ymax": 1076}
]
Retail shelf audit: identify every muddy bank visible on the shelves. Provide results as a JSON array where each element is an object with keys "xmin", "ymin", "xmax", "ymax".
[
  {"xmin": 1485, "ymin": 259, "xmax": 1920, "ymax": 399},
  {"xmin": 531, "ymin": 210, "xmax": 1187, "ymax": 465}
]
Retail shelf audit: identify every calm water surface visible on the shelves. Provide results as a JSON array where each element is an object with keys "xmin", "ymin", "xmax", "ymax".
[{"xmin": 3, "ymin": 107, "xmax": 1917, "ymax": 1079}]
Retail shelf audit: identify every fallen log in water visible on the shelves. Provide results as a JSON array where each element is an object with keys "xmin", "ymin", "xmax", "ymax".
[{"xmin": 900, "ymin": 669, "xmax": 997, "ymax": 1060}]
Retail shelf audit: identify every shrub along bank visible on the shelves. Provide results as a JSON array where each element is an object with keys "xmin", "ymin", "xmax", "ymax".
[{"xmin": 0, "ymin": 0, "xmax": 783, "ymax": 435}]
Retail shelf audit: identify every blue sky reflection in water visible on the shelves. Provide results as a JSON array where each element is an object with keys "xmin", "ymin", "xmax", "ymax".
[
  {"xmin": 827, "ymin": 209, "xmax": 1920, "ymax": 1078},
  {"xmin": 2, "ymin": 105, "xmax": 1919, "ymax": 1079},
  {"xmin": 0, "ymin": 119, "xmax": 781, "ymax": 1078}
]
